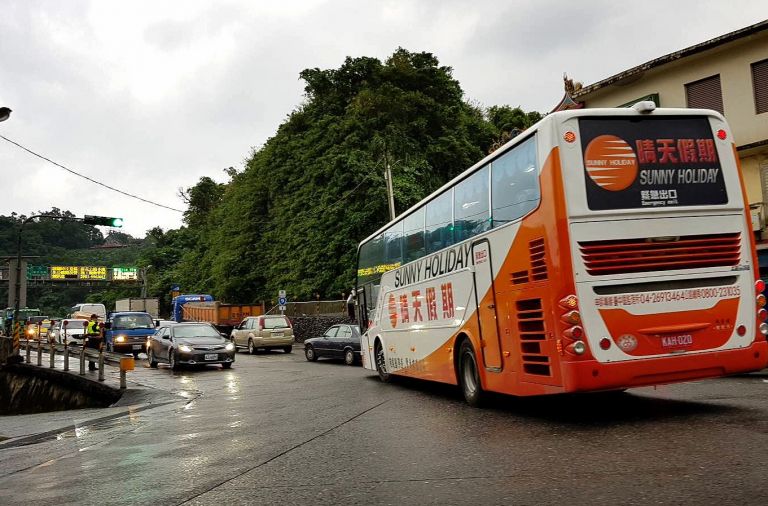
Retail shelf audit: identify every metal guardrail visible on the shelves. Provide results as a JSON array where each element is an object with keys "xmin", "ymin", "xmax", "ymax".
[{"xmin": 20, "ymin": 338, "xmax": 136, "ymax": 389}]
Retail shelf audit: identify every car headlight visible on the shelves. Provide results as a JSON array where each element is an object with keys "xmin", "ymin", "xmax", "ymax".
[
  {"xmin": 225, "ymin": 342, "xmax": 235, "ymax": 351},
  {"xmin": 178, "ymin": 345, "xmax": 192, "ymax": 353},
  {"xmin": 115, "ymin": 335, "xmax": 127, "ymax": 343},
  {"xmin": 27, "ymin": 329, "xmax": 35, "ymax": 335}
]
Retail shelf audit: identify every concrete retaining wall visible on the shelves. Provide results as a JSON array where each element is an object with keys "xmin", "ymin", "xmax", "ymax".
[{"xmin": 0, "ymin": 364, "xmax": 121, "ymax": 415}]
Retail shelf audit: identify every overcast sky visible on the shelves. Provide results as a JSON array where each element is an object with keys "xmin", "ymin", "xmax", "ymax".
[{"xmin": 1, "ymin": 1, "xmax": 765, "ymax": 236}]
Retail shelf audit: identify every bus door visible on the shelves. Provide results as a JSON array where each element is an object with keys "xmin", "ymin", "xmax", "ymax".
[
  {"xmin": 356, "ymin": 285, "xmax": 368, "ymax": 334},
  {"xmin": 472, "ymin": 239, "xmax": 503, "ymax": 371}
]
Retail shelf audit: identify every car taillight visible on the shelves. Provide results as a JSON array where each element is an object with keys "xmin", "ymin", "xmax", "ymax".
[{"xmin": 259, "ymin": 319, "xmax": 264, "ymax": 330}]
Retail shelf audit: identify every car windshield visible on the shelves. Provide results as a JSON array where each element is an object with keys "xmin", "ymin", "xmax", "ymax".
[
  {"xmin": 112, "ymin": 314, "xmax": 154, "ymax": 330},
  {"xmin": 174, "ymin": 325, "xmax": 221, "ymax": 338},
  {"xmin": 63, "ymin": 320, "xmax": 88, "ymax": 331},
  {"xmin": 263, "ymin": 317, "xmax": 290, "ymax": 329}
]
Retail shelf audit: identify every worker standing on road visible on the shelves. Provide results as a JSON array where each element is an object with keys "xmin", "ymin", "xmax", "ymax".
[
  {"xmin": 86, "ymin": 313, "xmax": 102, "ymax": 370},
  {"xmin": 346, "ymin": 289, "xmax": 356, "ymax": 321}
]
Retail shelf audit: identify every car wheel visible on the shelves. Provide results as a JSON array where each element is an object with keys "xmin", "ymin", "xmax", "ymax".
[
  {"xmin": 283, "ymin": 345, "xmax": 292, "ymax": 353},
  {"xmin": 375, "ymin": 341, "xmax": 390, "ymax": 382},
  {"xmin": 305, "ymin": 345, "xmax": 317, "ymax": 362},
  {"xmin": 248, "ymin": 339, "xmax": 256, "ymax": 355},
  {"xmin": 458, "ymin": 340, "xmax": 486, "ymax": 407},
  {"xmin": 222, "ymin": 362, "xmax": 232, "ymax": 369},
  {"xmin": 169, "ymin": 349, "xmax": 179, "ymax": 371},
  {"xmin": 147, "ymin": 348, "xmax": 158, "ymax": 368},
  {"xmin": 344, "ymin": 348, "xmax": 355, "ymax": 366}
]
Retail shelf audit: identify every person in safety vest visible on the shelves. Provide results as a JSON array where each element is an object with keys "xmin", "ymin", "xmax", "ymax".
[{"xmin": 86, "ymin": 314, "xmax": 102, "ymax": 370}]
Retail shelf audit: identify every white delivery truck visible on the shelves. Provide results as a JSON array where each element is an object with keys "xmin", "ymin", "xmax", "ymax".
[{"xmin": 114, "ymin": 298, "xmax": 160, "ymax": 318}]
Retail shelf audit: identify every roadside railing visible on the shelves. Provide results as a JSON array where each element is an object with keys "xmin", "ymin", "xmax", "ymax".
[{"xmin": 20, "ymin": 337, "xmax": 136, "ymax": 389}]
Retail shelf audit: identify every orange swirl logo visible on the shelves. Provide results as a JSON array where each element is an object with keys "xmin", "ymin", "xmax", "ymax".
[{"xmin": 584, "ymin": 135, "xmax": 638, "ymax": 191}]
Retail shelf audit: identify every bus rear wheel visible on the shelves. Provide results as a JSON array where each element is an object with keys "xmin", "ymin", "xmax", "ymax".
[
  {"xmin": 375, "ymin": 341, "xmax": 390, "ymax": 383},
  {"xmin": 459, "ymin": 340, "xmax": 486, "ymax": 407}
]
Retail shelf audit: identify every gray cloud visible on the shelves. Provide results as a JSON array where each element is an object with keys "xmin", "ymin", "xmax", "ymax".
[{"xmin": 1, "ymin": 0, "xmax": 766, "ymax": 236}]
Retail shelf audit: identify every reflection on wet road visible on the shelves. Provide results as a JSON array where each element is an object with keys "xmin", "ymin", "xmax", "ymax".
[{"xmin": 1, "ymin": 349, "xmax": 768, "ymax": 504}]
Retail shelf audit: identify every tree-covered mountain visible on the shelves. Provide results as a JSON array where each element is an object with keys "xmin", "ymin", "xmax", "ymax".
[
  {"xmin": 3, "ymin": 49, "xmax": 543, "ymax": 314},
  {"xmin": 152, "ymin": 49, "xmax": 542, "ymax": 303}
]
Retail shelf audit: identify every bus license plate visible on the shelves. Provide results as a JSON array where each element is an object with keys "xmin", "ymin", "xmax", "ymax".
[
  {"xmin": 204, "ymin": 353, "xmax": 218, "ymax": 361},
  {"xmin": 661, "ymin": 335, "xmax": 693, "ymax": 348},
  {"xmin": 132, "ymin": 345, "xmax": 142, "ymax": 350}
]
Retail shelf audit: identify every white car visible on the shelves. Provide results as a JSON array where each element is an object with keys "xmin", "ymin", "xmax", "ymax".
[{"xmin": 51, "ymin": 318, "xmax": 89, "ymax": 343}]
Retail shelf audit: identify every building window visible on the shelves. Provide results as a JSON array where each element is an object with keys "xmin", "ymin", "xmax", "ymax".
[
  {"xmin": 753, "ymin": 58, "xmax": 768, "ymax": 114},
  {"xmin": 685, "ymin": 75, "xmax": 724, "ymax": 114}
]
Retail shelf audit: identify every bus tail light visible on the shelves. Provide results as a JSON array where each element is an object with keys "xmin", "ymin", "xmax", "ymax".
[
  {"xmin": 558, "ymin": 295, "xmax": 578, "ymax": 310},
  {"xmin": 563, "ymin": 326, "xmax": 583, "ymax": 340},
  {"xmin": 567, "ymin": 341, "xmax": 587, "ymax": 355},
  {"xmin": 760, "ymin": 323, "xmax": 768, "ymax": 336},
  {"xmin": 758, "ymin": 308, "xmax": 768, "ymax": 321},
  {"xmin": 758, "ymin": 294, "xmax": 767, "ymax": 308},
  {"xmin": 737, "ymin": 325, "xmax": 747, "ymax": 337},
  {"xmin": 756, "ymin": 279, "xmax": 765, "ymax": 294},
  {"xmin": 599, "ymin": 337, "xmax": 612, "ymax": 350},
  {"xmin": 561, "ymin": 310, "xmax": 581, "ymax": 325}
]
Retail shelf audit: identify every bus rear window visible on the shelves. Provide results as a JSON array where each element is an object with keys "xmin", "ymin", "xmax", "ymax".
[{"xmin": 579, "ymin": 117, "xmax": 728, "ymax": 210}]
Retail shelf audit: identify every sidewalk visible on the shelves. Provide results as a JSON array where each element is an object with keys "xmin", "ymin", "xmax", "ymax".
[{"xmin": 0, "ymin": 351, "xmax": 182, "ymax": 447}]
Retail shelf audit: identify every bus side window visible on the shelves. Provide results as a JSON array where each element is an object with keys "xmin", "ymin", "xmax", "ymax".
[
  {"xmin": 426, "ymin": 190, "xmax": 454, "ymax": 253},
  {"xmin": 492, "ymin": 136, "xmax": 539, "ymax": 227},
  {"xmin": 403, "ymin": 207, "xmax": 425, "ymax": 263},
  {"xmin": 454, "ymin": 165, "xmax": 490, "ymax": 242}
]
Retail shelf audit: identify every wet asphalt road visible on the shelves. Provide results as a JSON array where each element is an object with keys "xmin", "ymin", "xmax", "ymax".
[{"xmin": 1, "ymin": 348, "xmax": 768, "ymax": 505}]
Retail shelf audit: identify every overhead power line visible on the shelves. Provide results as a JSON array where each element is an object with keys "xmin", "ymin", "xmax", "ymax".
[{"xmin": 0, "ymin": 134, "xmax": 184, "ymax": 213}]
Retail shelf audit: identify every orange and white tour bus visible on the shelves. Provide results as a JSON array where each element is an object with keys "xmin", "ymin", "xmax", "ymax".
[{"xmin": 355, "ymin": 103, "xmax": 768, "ymax": 406}]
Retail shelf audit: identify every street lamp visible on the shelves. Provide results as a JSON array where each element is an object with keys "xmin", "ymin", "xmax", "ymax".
[{"xmin": 0, "ymin": 107, "xmax": 11, "ymax": 122}]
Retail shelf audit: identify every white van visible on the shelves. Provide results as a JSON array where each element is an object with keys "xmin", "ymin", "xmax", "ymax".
[{"xmin": 70, "ymin": 303, "xmax": 107, "ymax": 321}]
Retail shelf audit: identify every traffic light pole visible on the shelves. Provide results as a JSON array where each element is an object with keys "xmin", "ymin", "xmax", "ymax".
[{"xmin": 11, "ymin": 214, "xmax": 67, "ymax": 359}]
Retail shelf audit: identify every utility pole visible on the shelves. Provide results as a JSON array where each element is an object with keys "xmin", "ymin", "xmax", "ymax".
[
  {"xmin": 382, "ymin": 146, "xmax": 396, "ymax": 221},
  {"xmin": 384, "ymin": 161, "xmax": 396, "ymax": 221}
]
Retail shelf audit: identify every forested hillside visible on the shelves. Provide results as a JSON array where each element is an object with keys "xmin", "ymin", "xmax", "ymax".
[
  {"xmin": 3, "ymin": 49, "xmax": 543, "ymax": 313},
  {"xmin": 155, "ymin": 49, "xmax": 542, "ymax": 302}
]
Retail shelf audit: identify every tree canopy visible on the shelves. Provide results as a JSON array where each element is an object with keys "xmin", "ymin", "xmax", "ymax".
[{"xmin": 162, "ymin": 48, "xmax": 542, "ymax": 302}]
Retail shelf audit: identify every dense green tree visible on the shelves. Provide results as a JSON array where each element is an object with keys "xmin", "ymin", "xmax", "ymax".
[{"xmin": 169, "ymin": 49, "xmax": 540, "ymax": 302}]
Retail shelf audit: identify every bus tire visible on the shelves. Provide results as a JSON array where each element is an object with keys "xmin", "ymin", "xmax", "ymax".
[
  {"xmin": 374, "ymin": 341, "xmax": 390, "ymax": 383},
  {"xmin": 459, "ymin": 340, "xmax": 486, "ymax": 407}
]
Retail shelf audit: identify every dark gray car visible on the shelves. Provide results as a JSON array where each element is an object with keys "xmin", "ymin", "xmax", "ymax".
[
  {"xmin": 147, "ymin": 323, "xmax": 235, "ymax": 371},
  {"xmin": 304, "ymin": 324, "xmax": 361, "ymax": 365}
]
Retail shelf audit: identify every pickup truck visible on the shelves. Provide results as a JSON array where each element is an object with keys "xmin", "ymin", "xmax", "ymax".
[{"xmin": 104, "ymin": 311, "xmax": 156, "ymax": 357}]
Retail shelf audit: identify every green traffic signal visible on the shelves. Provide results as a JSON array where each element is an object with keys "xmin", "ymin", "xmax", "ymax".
[{"xmin": 83, "ymin": 215, "xmax": 124, "ymax": 227}]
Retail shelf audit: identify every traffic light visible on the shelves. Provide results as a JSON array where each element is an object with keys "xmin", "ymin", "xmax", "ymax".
[{"xmin": 83, "ymin": 215, "xmax": 124, "ymax": 227}]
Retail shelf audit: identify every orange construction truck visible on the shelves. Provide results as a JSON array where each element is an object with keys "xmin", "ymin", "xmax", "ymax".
[{"xmin": 182, "ymin": 301, "xmax": 265, "ymax": 333}]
